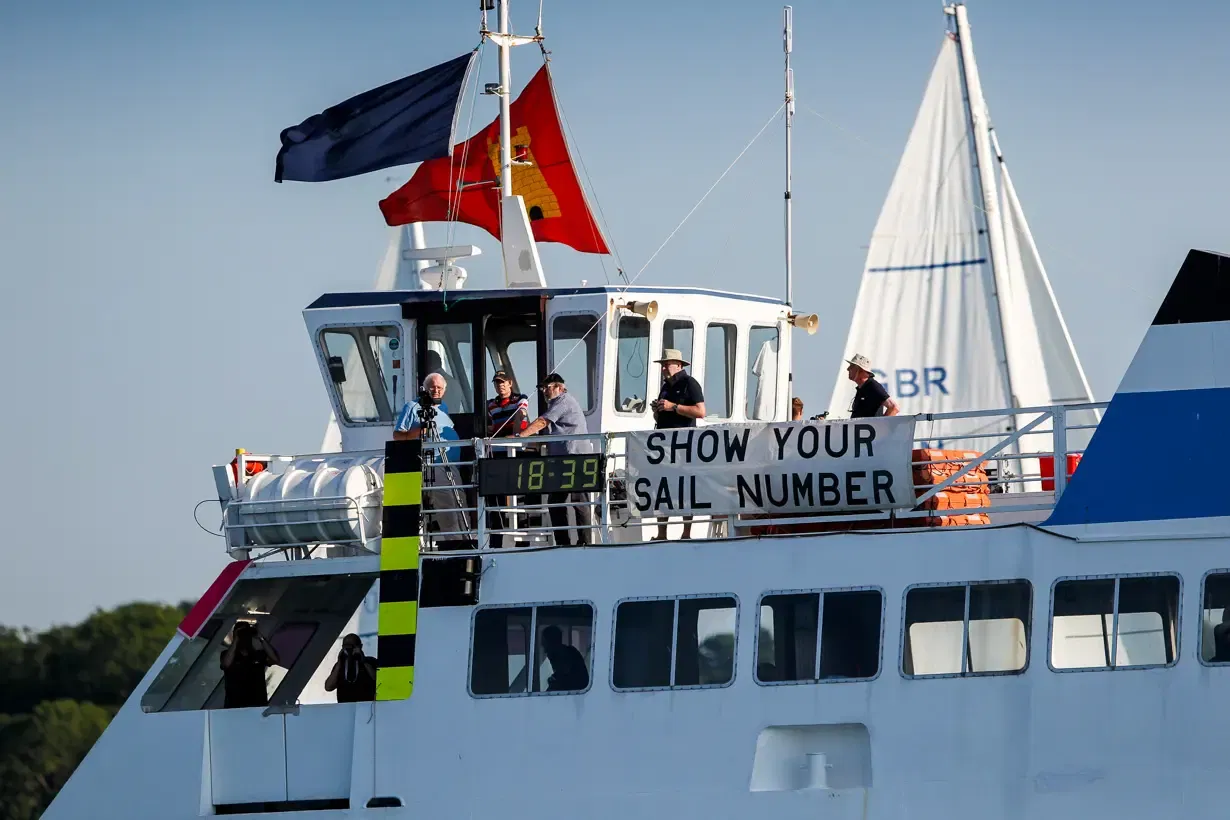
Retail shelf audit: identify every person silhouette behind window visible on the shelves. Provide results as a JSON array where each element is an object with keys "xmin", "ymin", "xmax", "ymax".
[
  {"xmin": 1213, "ymin": 608, "xmax": 1230, "ymax": 662},
  {"xmin": 540, "ymin": 625, "xmax": 589, "ymax": 692},
  {"xmin": 325, "ymin": 633, "xmax": 379, "ymax": 702},
  {"xmin": 220, "ymin": 621, "xmax": 280, "ymax": 709}
]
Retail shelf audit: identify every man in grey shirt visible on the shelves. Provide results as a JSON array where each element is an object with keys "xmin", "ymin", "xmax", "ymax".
[{"xmin": 519, "ymin": 372, "xmax": 594, "ymax": 545}]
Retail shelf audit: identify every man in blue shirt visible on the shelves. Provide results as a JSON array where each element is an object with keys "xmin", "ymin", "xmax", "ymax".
[
  {"xmin": 391, "ymin": 372, "xmax": 467, "ymax": 544},
  {"xmin": 393, "ymin": 372, "xmax": 460, "ymax": 461},
  {"xmin": 520, "ymin": 373, "xmax": 594, "ymax": 546}
]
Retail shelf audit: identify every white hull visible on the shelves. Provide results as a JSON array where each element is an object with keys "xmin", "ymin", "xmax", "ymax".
[{"xmin": 47, "ymin": 519, "xmax": 1230, "ymax": 819}]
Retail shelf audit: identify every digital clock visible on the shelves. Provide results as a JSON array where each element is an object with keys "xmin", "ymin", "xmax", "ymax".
[{"xmin": 478, "ymin": 454, "xmax": 606, "ymax": 496}]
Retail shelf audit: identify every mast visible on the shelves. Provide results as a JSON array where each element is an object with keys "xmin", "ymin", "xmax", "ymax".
[
  {"xmin": 482, "ymin": 0, "xmax": 548, "ymax": 287},
  {"xmin": 783, "ymin": 6, "xmax": 794, "ymax": 307},
  {"xmin": 949, "ymin": 3, "xmax": 1018, "ymax": 422},
  {"xmin": 498, "ymin": 0, "xmax": 513, "ymax": 201}
]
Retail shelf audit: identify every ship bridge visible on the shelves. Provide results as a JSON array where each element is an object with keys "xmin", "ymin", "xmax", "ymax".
[{"xmin": 302, "ymin": 282, "xmax": 804, "ymax": 453}]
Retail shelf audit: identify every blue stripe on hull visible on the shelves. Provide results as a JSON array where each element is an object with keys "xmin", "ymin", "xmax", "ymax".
[{"xmin": 1046, "ymin": 386, "xmax": 1230, "ymax": 526}]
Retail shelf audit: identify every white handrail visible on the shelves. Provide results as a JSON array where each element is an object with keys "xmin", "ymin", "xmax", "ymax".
[{"xmin": 217, "ymin": 400, "xmax": 1104, "ymax": 560}]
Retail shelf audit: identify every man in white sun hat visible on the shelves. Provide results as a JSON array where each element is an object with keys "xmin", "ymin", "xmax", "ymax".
[
  {"xmin": 845, "ymin": 353, "xmax": 899, "ymax": 419},
  {"xmin": 650, "ymin": 348, "xmax": 706, "ymax": 540}
]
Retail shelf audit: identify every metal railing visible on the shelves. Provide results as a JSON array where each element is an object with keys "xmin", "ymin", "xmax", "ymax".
[
  {"xmin": 218, "ymin": 401, "xmax": 1106, "ymax": 560},
  {"xmin": 414, "ymin": 401, "xmax": 1107, "ymax": 553}
]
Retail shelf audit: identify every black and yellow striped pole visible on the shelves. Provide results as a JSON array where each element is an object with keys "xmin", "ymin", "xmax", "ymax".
[{"xmin": 376, "ymin": 438, "xmax": 422, "ymax": 700}]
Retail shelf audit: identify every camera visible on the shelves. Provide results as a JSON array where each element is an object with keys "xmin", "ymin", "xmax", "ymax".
[{"xmin": 416, "ymin": 389, "xmax": 438, "ymax": 424}]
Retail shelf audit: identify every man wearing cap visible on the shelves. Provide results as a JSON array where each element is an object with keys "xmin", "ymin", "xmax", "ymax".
[
  {"xmin": 845, "ymin": 354, "xmax": 899, "ymax": 418},
  {"xmin": 487, "ymin": 370, "xmax": 529, "ymax": 437},
  {"xmin": 485, "ymin": 370, "xmax": 531, "ymax": 548},
  {"xmin": 519, "ymin": 373, "xmax": 594, "ymax": 546},
  {"xmin": 650, "ymin": 349, "xmax": 706, "ymax": 540}
]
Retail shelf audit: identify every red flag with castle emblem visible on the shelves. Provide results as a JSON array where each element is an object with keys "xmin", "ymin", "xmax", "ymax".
[{"xmin": 379, "ymin": 65, "xmax": 610, "ymax": 255}]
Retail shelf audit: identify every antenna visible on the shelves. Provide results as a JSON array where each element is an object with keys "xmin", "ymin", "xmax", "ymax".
[{"xmin": 783, "ymin": 5, "xmax": 795, "ymax": 307}]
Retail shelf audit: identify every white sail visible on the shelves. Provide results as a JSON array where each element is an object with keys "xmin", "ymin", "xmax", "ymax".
[
  {"xmin": 998, "ymin": 159, "xmax": 1099, "ymax": 435},
  {"xmin": 829, "ymin": 11, "xmax": 1094, "ymax": 460},
  {"xmin": 319, "ymin": 225, "xmax": 427, "ymax": 453},
  {"xmin": 827, "ymin": 35, "xmax": 1008, "ymax": 444}
]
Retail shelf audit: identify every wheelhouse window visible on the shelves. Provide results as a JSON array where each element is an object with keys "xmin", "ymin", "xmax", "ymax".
[
  {"xmin": 140, "ymin": 573, "xmax": 377, "ymax": 712},
  {"xmin": 903, "ymin": 580, "xmax": 1031, "ymax": 677},
  {"xmin": 746, "ymin": 325, "xmax": 779, "ymax": 420},
  {"xmin": 757, "ymin": 588, "xmax": 882, "ymax": 684},
  {"xmin": 1201, "ymin": 571, "xmax": 1230, "ymax": 664},
  {"xmin": 469, "ymin": 602, "xmax": 594, "ymax": 697},
  {"xmin": 612, "ymin": 595, "xmax": 737, "ymax": 690},
  {"xmin": 485, "ymin": 316, "xmax": 539, "ymax": 401},
  {"xmin": 662, "ymin": 319, "xmax": 694, "ymax": 367},
  {"xmin": 614, "ymin": 314, "xmax": 651, "ymax": 414},
  {"xmin": 425, "ymin": 323, "xmax": 474, "ymax": 414},
  {"xmin": 320, "ymin": 325, "xmax": 401, "ymax": 423},
  {"xmin": 1050, "ymin": 574, "xmax": 1180, "ymax": 670},
  {"xmin": 704, "ymin": 323, "xmax": 736, "ymax": 419},
  {"xmin": 551, "ymin": 314, "xmax": 599, "ymax": 412}
]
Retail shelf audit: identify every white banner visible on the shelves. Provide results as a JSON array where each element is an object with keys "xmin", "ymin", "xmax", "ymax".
[{"xmin": 625, "ymin": 418, "xmax": 918, "ymax": 517}]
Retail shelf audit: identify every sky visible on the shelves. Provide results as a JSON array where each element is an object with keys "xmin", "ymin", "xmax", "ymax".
[{"xmin": 1, "ymin": 0, "xmax": 1228, "ymax": 628}]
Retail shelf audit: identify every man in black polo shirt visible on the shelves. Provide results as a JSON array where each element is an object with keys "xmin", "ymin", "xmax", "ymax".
[
  {"xmin": 845, "ymin": 353, "xmax": 900, "ymax": 418},
  {"xmin": 650, "ymin": 348, "xmax": 706, "ymax": 540}
]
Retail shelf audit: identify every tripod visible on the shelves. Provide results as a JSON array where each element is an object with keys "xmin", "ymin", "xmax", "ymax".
[{"xmin": 417, "ymin": 402, "xmax": 473, "ymax": 546}]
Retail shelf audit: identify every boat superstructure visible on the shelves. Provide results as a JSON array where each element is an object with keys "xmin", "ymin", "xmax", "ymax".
[
  {"xmin": 43, "ymin": 247, "xmax": 1230, "ymax": 820},
  {"xmin": 41, "ymin": 3, "xmax": 1230, "ymax": 819}
]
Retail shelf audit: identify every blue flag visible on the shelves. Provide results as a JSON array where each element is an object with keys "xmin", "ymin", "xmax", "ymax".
[{"xmin": 275, "ymin": 51, "xmax": 476, "ymax": 183}]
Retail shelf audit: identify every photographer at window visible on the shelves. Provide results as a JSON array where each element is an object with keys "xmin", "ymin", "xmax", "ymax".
[
  {"xmin": 324, "ymin": 633, "xmax": 379, "ymax": 702},
  {"xmin": 393, "ymin": 373, "xmax": 456, "ymax": 443},
  {"xmin": 219, "ymin": 621, "xmax": 280, "ymax": 709}
]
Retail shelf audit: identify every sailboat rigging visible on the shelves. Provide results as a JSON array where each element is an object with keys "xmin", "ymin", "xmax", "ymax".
[{"xmin": 828, "ymin": 4, "xmax": 1098, "ymax": 458}]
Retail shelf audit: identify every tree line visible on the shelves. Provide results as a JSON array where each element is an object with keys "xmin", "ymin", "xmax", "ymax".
[{"xmin": 0, "ymin": 601, "xmax": 189, "ymax": 820}]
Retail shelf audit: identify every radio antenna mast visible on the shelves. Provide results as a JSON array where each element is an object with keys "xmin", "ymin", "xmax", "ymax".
[{"xmin": 783, "ymin": 5, "xmax": 795, "ymax": 306}]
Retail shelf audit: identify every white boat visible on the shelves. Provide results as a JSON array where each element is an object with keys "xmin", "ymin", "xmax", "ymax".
[
  {"xmin": 43, "ymin": 4, "xmax": 1230, "ymax": 820},
  {"xmin": 827, "ymin": 5, "xmax": 1100, "ymax": 461}
]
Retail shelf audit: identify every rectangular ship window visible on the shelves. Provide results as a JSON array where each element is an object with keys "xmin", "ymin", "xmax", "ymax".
[
  {"xmin": 757, "ymin": 589, "xmax": 882, "ymax": 684},
  {"xmin": 1201, "ymin": 571, "xmax": 1230, "ymax": 664},
  {"xmin": 662, "ymin": 319, "xmax": 695, "ymax": 368},
  {"xmin": 550, "ymin": 314, "xmax": 599, "ymax": 413},
  {"xmin": 903, "ymin": 580, "xmax": 1031, "ymax": 677},
  {"xmin": 614, "ymin": 315, "xmax": 651, "ymax": 414},
  {"xmin": 321, "ymin": 326, "xmax": 401, "ymax": 423},
  {"xmin": 469, "ymin": 602, "xmax": 594, "ymax": 697},
  {"xmin": 703, "ymin": 323, "xmax": 736, "ymax": 419},
  {"xmin": 1050, "ymin": 574, "xmax": 1180, "ymax": 670},
  {"xmin": 745, "ymin": 325, "xmax": 779, "ymax": 420},
  {"xmin": 613, "ymin": 595, "xmax": 738, "ymax": 690}
]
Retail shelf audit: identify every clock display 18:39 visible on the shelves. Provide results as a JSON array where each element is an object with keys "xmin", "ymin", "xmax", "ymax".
[{"xmin": 478, "ymin": 454, "xmax": 606, "ymax": 496}]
